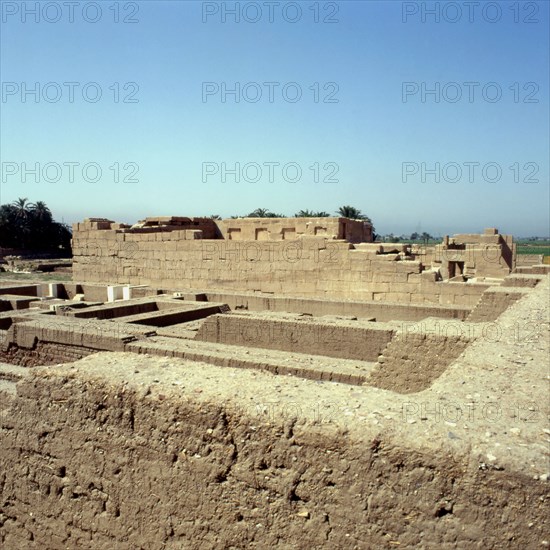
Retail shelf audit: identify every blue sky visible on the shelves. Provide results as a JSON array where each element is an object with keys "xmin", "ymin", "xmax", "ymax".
[{"xmin": 1, "ymin": 0, "xmax": 549, "ymax": 237}]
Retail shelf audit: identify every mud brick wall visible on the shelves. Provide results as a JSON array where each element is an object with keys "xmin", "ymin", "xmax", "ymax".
[
  {"xmin": 501, "ymin": 275, "xmax": 542, "ymax": 288},
  {"xmin": 3, "ymin": 317, "xmax": 150, "ymax": 355},
  {"xmin": 368, "ymin": 333, "xmax": 470, "ymax": 394},
  {"xmin": 466, "ymin": 288, "xmax": 528, "ymax": 322},
  {"xmin": 1, "ymin": 359, "xmax": 547, "ymax": 549},
  {"xmin": 515, "ymin": 265, "xmax": 550, "ymax": 275},
  {"xmin": 72, "ymin": 225, "xmax": 490, "ymax": 307},
  {"xmin": 0, "ymin": 341, "xmax": 95, "ymax": 367},
  {"xmin": 195, "ymin": 314, "xmax": 394, "ymax": 361}
]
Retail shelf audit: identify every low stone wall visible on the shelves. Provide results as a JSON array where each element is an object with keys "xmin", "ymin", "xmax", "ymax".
[
  {"xmin": 501, "ymin": 275, "xmax": 542, "ymax": 288},
  {"xmin": 516, "ymin": 254, "xmax": 543, "ymax": 266},
  {"xmin": 204, "ymin": 291, "xmax": 471, "ymax": 321},
  {"xmin": 195, "ymin": 313, "xmax": 394, "ymax": 361},
  {"xmin": 217, "ymin": 216, "xmax": 372, "ymax": 243},
  {"xmin": 515, "ymin": 265, "xmax": 550, "ymax": 275}
]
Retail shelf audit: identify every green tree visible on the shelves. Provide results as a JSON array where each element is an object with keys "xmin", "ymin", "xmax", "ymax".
[
  {"xmin": 12, "ymin": 197, "xmax": 30, "ymax": 220},
  {"xmin": 247, "ymin": 208, "xmax": 270, "ymax": 217},
  {"xmin": 295, "ymin": 209, "xmax": 315, "ymax": 217},
  {"xmin": 30, "ymin": 201, "xmax": 53, "ymax": 224},
  {"xmin": 0, "ymin": 199, "xmax": 71, "ymax": 253},
  {"xmin": 246, "ymin": 209, "xmax": 286, "ymax": 218},
  {"xmin": 336, "ymin": 205, "xmax": 373, "ymax": 224},
  {"xmin": 337, "ymin": 205, "xmax": 363, "ymax": 219}
]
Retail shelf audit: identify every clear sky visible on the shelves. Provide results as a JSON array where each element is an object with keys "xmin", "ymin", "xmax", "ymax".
[{"xmin": 1, "ymin": 0, "xmax": 549, "ymax": 237}]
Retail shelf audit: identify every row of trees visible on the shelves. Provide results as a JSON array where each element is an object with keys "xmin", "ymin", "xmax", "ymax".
[
  {"xmin": 212, "ymin": 209, "xmax": 440, "ymax": 243},
  {"xmin": 0, "ymin": 198, "xmax": 72, "ymax": 252},
  {"xmin": 216, "ymin": 205, "xmax": 373, "ymax": 224},
  {"xmin": 384, "ymin": 232, "xmax": 436, "ymax": 243},
  {"xmin": 216, "ymin": 206, "xmax": 375, "ymax": 237},
  {"xmin": 239, "ymin": 205, "xmax": 372, "ymax": 223}
]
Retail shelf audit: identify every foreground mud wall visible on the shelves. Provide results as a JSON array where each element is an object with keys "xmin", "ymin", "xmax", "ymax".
[{"xmin": 1, "ymin": 355, "xmax": 548, "ymax": 549}]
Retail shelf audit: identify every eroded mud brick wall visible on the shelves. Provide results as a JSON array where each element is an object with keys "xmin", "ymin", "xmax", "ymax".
[
  {"xmin": 72, "ymin": 220, "xmax": 489, "ymax": 307},
  {"xmin": 1, "ymin": 360, "xmax": 547, "ymax": 549},
  {"xmin": 368, "ymin": 333, "xmax": 470, "ymax": 394}
]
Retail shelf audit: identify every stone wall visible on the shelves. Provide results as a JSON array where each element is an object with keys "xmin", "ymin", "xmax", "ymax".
[
  {"xmin": 72, "ymin": 222, "xmax": 493, "ymax": 307},
  {"xmin": 516, "ymin": 254, "xmax": 543, "ymax": 266},
  {"xmin": 195, "ymin": 313, "xmax": 394, "ymax": 361},
  {"xmin": 433, "ymin": 228, "xmax": 515, "ymax": 279},
  {"xmin": 217, "ymin": 216, "xmax": 372, "ymax": 243},
  {"xmin": 204, "ymin": 291, "xmax": 471, "ymax": 321}
]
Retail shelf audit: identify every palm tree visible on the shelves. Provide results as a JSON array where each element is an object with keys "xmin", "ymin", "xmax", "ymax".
[
  {"xmin": 12, "ymin": 197, "xmax": 30, "ymax": 220},
  {"xmin": 246, "ymin": 208, "xmax": 286, "ymax": 218},
  {"xmin": 421, "ymin": 232, "xmax": 432, "ymax": 244},
  {"xmin": 295, "ymin": 209, "xmax": 315, "ymax": 217},
  {"xmin": 337, "ymin": 205, "xmax": 373, "ymax": 224},
  {"xmin": 30, "ymin": 201, "xmax": 52, "ymax": 224},
  {"xmin": 0, "ymin": 204, "xmax": 18, "ymax": 247},
  {"xmin": 10, "ymin": 198, "xmax": 32, "ymax": 247},
  {"xmin": 247, "ymin": 208, "xmax": 270, "ymax": 218},
  {"xmin": 295, "ymin": 210, "xmax": 331, "ymax": 217},
  {"xmin": 337, "ymin": 205, "xmax": 365, "ymax": 220},
  {"xmin": 0, "ymin": 199, "xmax": 70, "ymax": 252}
]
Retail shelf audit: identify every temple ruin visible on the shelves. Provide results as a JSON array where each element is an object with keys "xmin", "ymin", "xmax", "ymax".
[{"xmin": 1, "ymin": 216, "xmax": 548, "ymax": 548}]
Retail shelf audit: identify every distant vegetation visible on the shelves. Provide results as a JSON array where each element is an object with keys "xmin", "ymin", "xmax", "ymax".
[
  {"xmin": 0, "ymin": 198, "xmax": 72, "ymax": 253},
  {"xmin": 4, "ymin": 201, "xmax": 546, "ymax": 260},
  {"xmin": 228, "ymin": 206, "xmax": 377, "ymax": 236},
  {"xmin": 515, "ymin": 238, "xmax": 550, "ymax": 256},
  {"xmin": 382, "ymin": 232, "xmax": 437, "ymax": 244}
]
